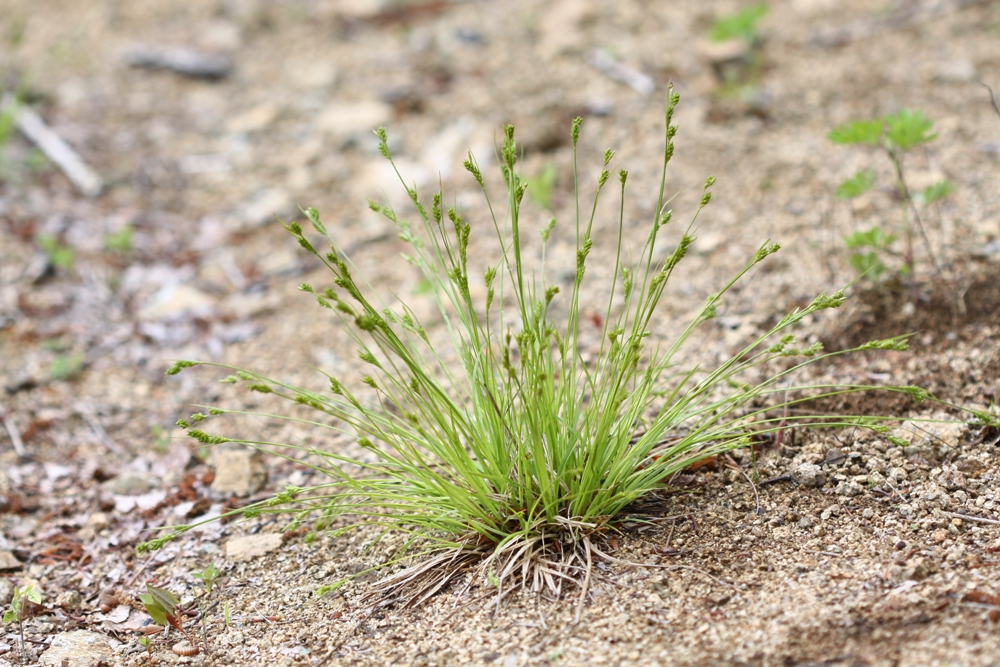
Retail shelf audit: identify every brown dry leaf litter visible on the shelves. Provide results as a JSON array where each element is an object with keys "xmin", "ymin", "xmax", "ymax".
[{"xmin": 0, "ymin": 0, "xmax": 999, "ymax": 665}]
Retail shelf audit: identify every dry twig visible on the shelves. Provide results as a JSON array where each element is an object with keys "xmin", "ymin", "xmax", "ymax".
[{"xmin": 1, "ymin": 94, "xmax": 103, "ymax": 197}]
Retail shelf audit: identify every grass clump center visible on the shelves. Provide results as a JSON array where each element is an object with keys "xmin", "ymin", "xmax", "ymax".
[{"xmin": 157, "ymin": 90, "xmax": 935, "ymax": 605}]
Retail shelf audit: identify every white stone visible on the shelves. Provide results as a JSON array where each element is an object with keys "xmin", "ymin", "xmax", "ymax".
[
  {"xmin": 226, "ymin": 533, "xmax": 283, "ymax": 560},
  {"xmin": 40, "ymin": 631, "xmax": 114, "ymax": 667}
]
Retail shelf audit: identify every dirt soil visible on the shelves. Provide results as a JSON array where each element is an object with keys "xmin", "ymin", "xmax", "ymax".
[{"xmin": 2, "ymin": 0, "xmax": 1000, "ymax": 665}]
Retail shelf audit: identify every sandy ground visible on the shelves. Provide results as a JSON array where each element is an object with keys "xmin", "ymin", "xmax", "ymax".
[{"xmin": 1, "ymin": 0, "xmax": 1000, "ymax": 665}]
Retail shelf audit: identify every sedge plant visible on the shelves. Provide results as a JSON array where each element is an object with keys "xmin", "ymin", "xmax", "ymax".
[{"xmin": 148, "ymin": 89, "xmax": 963, "ymax": 605}]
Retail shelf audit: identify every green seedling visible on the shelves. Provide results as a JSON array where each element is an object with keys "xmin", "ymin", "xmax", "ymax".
[
  {"xmin": 3, "ymin": 585, "xmax": 41, "ymax": 657},
  {"xmin": 190, "ymin": 564, "xmax": 219, "ymax": 654},
  {"xmin": 138, "ymin": 584, "xmax": 192, "ymax": 642},
  {"xmin": 146, "ymin": 89, "xmax": 986, "ymax": 608},
  {"xmin": 191, "ymin": 563, "xmax": 220, "ymax": 595},
  {"xmin": 137, "ymin": 635, "xmax": 152, "ymax": 662},
  {"xmin": 49, "ymin": 351, "xmax": 84, "ymax": 381},
  {"xmin": 104, "ymin": 225, "xmax": 134, "ymax": 253},
  {"xmin": 843, "ymin": 227, "xmax": 897, "ymax": 280},
  {"xmin": 708, "ymin": 3, "xmax": 768, "ymax": 46},
  {"xmin": 151, "ymin": 425, "xmax": 171, "ymax": 453},
  {"xmin": 34, "ymin": 234, "xmax": 74, "ymax": 271},
  {"xmin": 706, "ymin": 4, "xmax": 768, "ymax": 97},
  {"xmin": 526, "ymin": 162, "xmax": 557, "ymax": 211},
  {"xmin": 830, "ymin": 109, "xmax": 950, "ymax": 282}
]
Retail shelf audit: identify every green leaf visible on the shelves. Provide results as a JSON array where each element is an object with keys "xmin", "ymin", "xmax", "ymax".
[
  {"xmin": 848, "ymin": 251, "xmax": 887, "ymax": 278},
  {"xmin": 138, "ymin": 594, "xmax": 167, "ymax": 626},
  {"xmin": 141, "ymin": 584, "xmax": 179, "ymax": 626},
  {"xmin": 526, "ymin": 163, "xmax": 557, "ymax": 211},
  {"xmin": 835, "ymin": 169, "xmax": 875, "ymax": 199},
  {"xmin": 708, "ymin": 3, "xmax": 768, "ymax": 43},
  {"xmin": 883, "ymin": 109, "xmax": 936, "ymax": 152},
  {"xmin": 828, "ymin": 119, "xmax": 882, "ymax": 145},
  {"xmin": 844, "ymin": 227, "xmax": 894, "ymax": 250},
  {"xmin": 916, "ymin": 179, "xmax": 954, "ymax": 206}
]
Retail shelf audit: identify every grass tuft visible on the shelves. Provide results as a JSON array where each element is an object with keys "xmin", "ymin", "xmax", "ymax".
[{"xmin": 147, "ymin": 89, "xmax": 970, "ymax": 606}]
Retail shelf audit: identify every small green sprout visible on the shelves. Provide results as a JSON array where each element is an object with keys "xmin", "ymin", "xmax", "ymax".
[
  {"xmin": 49, "ymin": 351, "xmax": 84, "ymax": 381},
  {"xmin": 708, "ymin": 3, "xmax": 768, "ymax": 45},
  {"xmin": 3, "ymin": 585, "xmax": 42, "ymax": 657},
  {"xmin": 34, "ymin": 234, "xmax": 74, "ymax": 271},
  {"xmin": 104, "ymin": 225, "xmax": 134, "ymax": 253},
  {"xmin": 526, "ymin": 162, "xmax": 557, "ymax": 211},
  {"xmin": 191, "ymin": 563, "xmax": 220, "ymax": 595},
  {"xmin": 138, "ymin": 635, "xmax": 152, "ymax": 661},
  {"xmin": 830, "ymin": 108, "xmax": 949, "ymax": 281}
]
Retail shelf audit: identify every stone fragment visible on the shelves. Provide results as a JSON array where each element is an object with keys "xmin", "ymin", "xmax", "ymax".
[
  {"xmin": 836, "ymin": 480, "xmax": 863, "ymax": 497},
  {"xmin": 102, "ymin": 474, "xmax": 154, "ymax": 496},
  {"xmin": 537, "ymin": 0, "xmax": 595, "ymax": 57},
  {"xmin": 797, "ymin": 517, "xmax": 815, "ymax": 529},
  {"xmin": 55, "ymin": 590, "xmax": 82, "ymax": 611},
  {"xmin": 791, "ymin": 463, "xmax": 825, "ymax": 488},
  {"xmin": 225, "ymin": 101, "xmax": 281, "ymax": 133},
  {"xmin": 0, "ymin": 551, "xmax": 21, "ymax": 571},
  {"xmin": 318, "ymin": 101, "xmax": 393, "ymax": 138},
  {"xmin": 138, "ymin": 284, "xmax": 216, "ymax": 321},
  {"xmin": 887, "ymin": 557, "xmax": 930, "ymax": 583},
  {"xmin": 113, "ymin": 489, "xmax": 167, "ymax": 513},
  {"xmin": 225, "ymin": 533, "xmax": 283, "ymax": 560},
  {"xmin": 211, "ymin": 447, "xmax": 267, "ymax": 497},
  {"xmin": 934, "ymin": 59, "xmax": 977, "ymax": 83},
  {"xmin": 39, "ymin": 631, "xmax": 114, "ymax": 667},
  {"xmin": 940, "ymin": 469, "xmax": 967, "ymax": 491},
  {"xmin": 955, "ymin": 459, "xmax": 985, "ymax": 474},
  {"xmin": 237, "ymin": 188, "xmax": 294, "ymax": 229}
]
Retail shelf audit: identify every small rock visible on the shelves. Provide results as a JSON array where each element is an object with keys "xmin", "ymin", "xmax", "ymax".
[
  {"xmin": 318, "ymin": 100, "xmax": 393, "ymax": 138},
  {"xmin": 225, "ymin": 101, "xmax": 281, "ymax": 134},
  {"xmin": 887, "ymin": 557, "xmax": 930, "ymax": 583},
  {"xmin": 940, "ymin": 469, "xmax": 968, "ymax": 491},
  {"xmin": 932, "ymin": 529, "xmax": 949, "ymax": 544},
  {"xmin": 237, "ymin": 188, "xmax": 295, "ymax": 229},
  {"xmin": 791, "ymin": 463, "xmax": 826, "ymax": 488},
  {"xmin": 102, "ymin": 474, "xmax": 154, "ymax": 496},
  {"xmin": 114, "ymin": 489, "xmax": 167, "ymax": 513},
  {"xmin": 39, "ymin": 631, "xmax": 114, "ymax": 667},
  {"xmin": 820, "ymin": 504, "xmax": 841, "ymax": 521},
  {"xmin": 255, "ymin": 246, "xmax": 302, "ymax": 277},
  {"xmin": 138, "ymin": 284, "xmax": 216, "ymax": 322},
  {"xmin": 955, "ymin": 459, "xmax": 985, "ymax": 474},
  {"xmin": 225, "ymin": 533, "xmax": 283, "ymax": 561},
  {"xmin": 797, "ymin": 517, "xmax": 815, "ymax": 529},
  {"xmin": 211, "ymin": 447, "xmax": 267, "ymax": 497},
  {"xmin": 934, "ymin": 59, "xmax": 977, "ymax": 83},
  {"xmin": 55, "ymin": 590, "xmax": 82, "ymax": 611},
  {"xmin": 87, "ymin": 512, "xmax": 111, "ymax": 530},
  {"xmin": 825, "ymin": 447, "xmax": 846, "ymax": 465},
  {"xmin": 0, "ymin": 580, "xmax": 13, "ymax": 605},
  {"xmin": 0, "ymin": 551, "xmax": 22, "ymax": 571},
  {"xmin": 836, "ymin": 480, "xmax": 863, "ymax": 497},
  {"xmin": 537, "ymin": 0, "xmax": 595, "ymax": 57}
]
